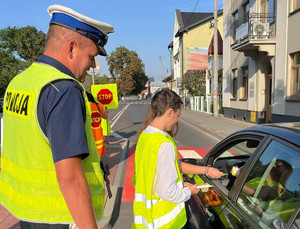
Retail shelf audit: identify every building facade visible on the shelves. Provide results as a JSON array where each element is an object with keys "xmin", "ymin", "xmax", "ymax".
[
  {"xmin": 172, "ymin": 9, "xmax": 223, "ymax": 97},
  {"xmin": 223, "ymin": 0, "xmax": 300, "ymax": 123}
]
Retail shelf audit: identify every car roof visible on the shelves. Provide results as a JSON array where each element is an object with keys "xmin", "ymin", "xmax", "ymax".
[{"xmin": 233, "ymin": 124, "xmax": 300, "ymax": 147}]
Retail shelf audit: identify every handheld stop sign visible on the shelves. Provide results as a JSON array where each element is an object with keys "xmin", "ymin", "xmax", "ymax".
[{"xmin": 91, "ymin": 84, "xmax": 118, "ymax": 110}]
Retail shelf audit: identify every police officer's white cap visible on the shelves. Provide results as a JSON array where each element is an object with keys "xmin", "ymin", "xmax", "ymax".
[{"xmin": 48, "ymin": 5, "xmax": 114, "ymax": 56}]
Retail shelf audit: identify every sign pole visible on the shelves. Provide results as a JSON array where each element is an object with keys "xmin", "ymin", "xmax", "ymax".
[{"xmin": 105, "ymin": 107, "xmax": 110, "ymax": 157}]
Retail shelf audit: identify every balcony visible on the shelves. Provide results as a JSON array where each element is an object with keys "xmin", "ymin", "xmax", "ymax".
[{"xmin": 231, "ymin": 13, "xmax": 276, "ymax": 57}]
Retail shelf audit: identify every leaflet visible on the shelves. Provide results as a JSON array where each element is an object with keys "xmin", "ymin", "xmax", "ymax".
[{"xmin": 197, "ymin": 184, "xmax": 213, "ymax": 189}]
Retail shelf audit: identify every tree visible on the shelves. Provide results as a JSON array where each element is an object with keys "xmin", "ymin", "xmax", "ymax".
[
  {"xmin": 116, "ymin": 68, "xmax": 135, "ymax": 96},
  {"xmin": 85, "ymin": 75, "xmax": 110, "ymax": 93},
  {"xmin": 182, "ymin": 70, "xmax": 206, "ymax": 96},
  {"xmin": 106, "ymin": 46, "xmax": 148, "ymax": 95},
  {"xmin": 0, "ymin": 26, "xmax": 46, "ymax": 97}
]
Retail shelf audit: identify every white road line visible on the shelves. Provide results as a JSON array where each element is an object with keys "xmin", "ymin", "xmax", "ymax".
[
  {"xmin": 178, "ymin": 150, "xmax": 203, "ymax": 159},
  {"xmin": 111, "ymin": 103, "xmax": 131, "ymax": 128}
]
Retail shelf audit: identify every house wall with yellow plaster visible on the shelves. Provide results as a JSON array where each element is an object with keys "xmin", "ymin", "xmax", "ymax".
[{"xmin": 182, "ymin": 14, "xmax": 223, "ymax": 74}]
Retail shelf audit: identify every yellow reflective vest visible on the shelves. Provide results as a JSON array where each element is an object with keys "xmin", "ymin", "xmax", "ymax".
[
  {"xmin": 132, "ymin": 131, "xmax": 187, "ymax": 228},
  {"xmin": 0, "ymin": 63, "xmax": 105, "ymax": 223}
]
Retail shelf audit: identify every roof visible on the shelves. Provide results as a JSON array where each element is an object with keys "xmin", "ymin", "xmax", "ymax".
[
  {"xmin": 150, "ymin": 81, "xmax": 168, "ymax": 88},
  {"xmin": 162, "ymin": 75, "xmax": 172, "ymax": 82},
  {"xmin": 234, "ymin": 124, "xmax": 300, "ymax": 147},
  {"xmin": 175, "ymin": 9, "xmax": 223, "ymax": 37},
  {"xmin": 181, "ymin": 11, "xmax": 212, "ymax": 27},
  {"xmin": 208, "ymin": 29, "xmax": 223, "ymax": 55}
]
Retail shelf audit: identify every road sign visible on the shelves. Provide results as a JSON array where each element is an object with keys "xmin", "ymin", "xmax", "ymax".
[
  {"xmin": 91, "ymin": 84, "xmax": 118, "ymax": 110},
  {"xmin": 97, "ymin": 89, "xmax": 113, "ymax": 105},
  {"xmin": 87, "ymin": 58, "xmax": 102, "ymax": 85},
  {"xmin": 87, "ymin": 58, "xmax": 102, "ymax": 76},
  {"xmin": 91, "ymin": 111, "xmax": 101, "ymax": 129}
]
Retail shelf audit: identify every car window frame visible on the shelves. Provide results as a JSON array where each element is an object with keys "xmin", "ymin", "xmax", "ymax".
[{"xmin": 200, "ymin": 131, "xmax": 267, "ymax": 199}]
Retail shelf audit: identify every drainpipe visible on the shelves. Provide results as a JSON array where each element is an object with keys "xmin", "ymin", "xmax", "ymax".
[{"xmin": 181, "ymin": 34, "xmax": 184, "ymax": 96}]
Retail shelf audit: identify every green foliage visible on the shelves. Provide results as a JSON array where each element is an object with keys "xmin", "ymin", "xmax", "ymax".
[
  {"xmin": 0, "ymin": 26, "xmax": 46, "ymax": 96},
  {"xmin": 85, "ymin": 75, "xmax": 110, "ymax": 93},
  {"xmin": 106, "ymin": 46, "xmax": 148, "ymax": 95},
  {"xmin": 116, "ymin": 68, "xmax": 135, "ymax": 95},
  {"xmin": 182, "ymin": 70, "xmax": 206, "ymax": 96}
]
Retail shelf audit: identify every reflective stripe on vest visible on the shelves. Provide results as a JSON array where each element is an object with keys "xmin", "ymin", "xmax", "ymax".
[
  {"xmin": 0, "ymin": 63, "xmax": 105, "ymax": 223},
  {"xmin": 133, "ymin": 132, "xmax": 187, "ymax": 228},
  {"xmin": 133, "ymin": 202, "xmax": 185, "ymax": 229}
]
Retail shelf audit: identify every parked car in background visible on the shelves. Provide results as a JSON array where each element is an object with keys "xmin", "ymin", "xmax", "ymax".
[{"xmin": 182, "ymin": 124, "xmax": 300, "ymax": 229}]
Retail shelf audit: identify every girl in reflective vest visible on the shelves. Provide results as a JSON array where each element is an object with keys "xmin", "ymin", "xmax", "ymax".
[{"xmin": 132, "ymin": 88, "xmax": 224, "ymax": 229}]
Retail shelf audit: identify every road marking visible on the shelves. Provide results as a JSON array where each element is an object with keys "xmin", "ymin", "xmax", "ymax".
[
  {"xmin": 111, "ymin": 103, "xmax": 131, "ymax": 128},
  {"xmin": 178, "ymin": 150, "xmax": 203, "ymax": 159}
]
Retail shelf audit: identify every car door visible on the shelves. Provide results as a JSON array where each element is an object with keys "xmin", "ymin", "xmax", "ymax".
[{"xmin": 184, "ymin": 132, "xmax": 266, "ymax": 228}]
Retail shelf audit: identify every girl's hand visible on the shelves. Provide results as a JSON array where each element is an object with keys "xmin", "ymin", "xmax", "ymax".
[
  {"xmin": 206, "ymin": 167, "xmax": 224, "ymax": 179},
  {"xmin": 184, "ymin": 182, "xmax": 199, "ymax": 195}
]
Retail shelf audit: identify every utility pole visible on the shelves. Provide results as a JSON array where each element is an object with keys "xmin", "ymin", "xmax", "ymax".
[{"xmin": 213, "ymin": 0, "xmax": 219, "ymax": 117}]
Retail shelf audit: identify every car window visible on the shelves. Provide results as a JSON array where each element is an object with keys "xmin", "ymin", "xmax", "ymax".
[
  {"xmin": 211, "ymin": 138, "xmax": 261, "ymax": 191},
  {"xmin": 218, "ymin": 140, "xmax": 258, "ymax": 158},
  {"xmin": 237, "ymin": 140, "xmax": 300, "ymax": 228}
]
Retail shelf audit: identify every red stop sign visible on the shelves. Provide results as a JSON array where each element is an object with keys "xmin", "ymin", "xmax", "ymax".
[
  {"xmin": 91, "ymin": 111, "xmax": 101, "ymax": 128},
  {"xmin": 97, "ymin": 89, "xmax": 113, "ymax": 105}
]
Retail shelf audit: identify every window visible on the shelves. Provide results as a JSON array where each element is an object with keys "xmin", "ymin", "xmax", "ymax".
[
  {"xmin": 237, "ymin": 140, "xmax": 300, "ymax": 228},
  {"xmin": 232, "ymin": 11, "xmax": 239, "ymax": 42},
  {"xmin": 291, "ymin": 0, "xmax": 300, "ymax": 12},
  {"xmin": 261, "ymin": 0, "xmax": 277, "ymax": 23},
  {"xmin": 290, "ymin": 52, "xmax": 300, "ymax": 99},
  {"xmin": 211, "ymin": 138, "xmax": 261, "ymax": 191},
  {"xmin": 261, "ymin": 0, "xmax": 276, "ymax": 14},
  {"xmin": 241, "ymin": 66, "xmax": 248, "ymax": 99},
  {"xmin": 232, "ymin": 69, "xmax": 238, "ymax": 99},
  {"xmin": 243, "ymin": 1, "xmax": 250, "ymax": 23}
]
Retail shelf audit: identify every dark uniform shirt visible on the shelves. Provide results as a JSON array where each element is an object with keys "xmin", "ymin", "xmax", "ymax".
[{"xmin": 37, "ymin": 55, "xmax": 89, "ymax": 162}]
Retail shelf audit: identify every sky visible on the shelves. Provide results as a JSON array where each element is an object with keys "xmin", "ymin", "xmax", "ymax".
[{"xmin": 0, "ymin": 0, "xmax": 222, "ymax": 82}]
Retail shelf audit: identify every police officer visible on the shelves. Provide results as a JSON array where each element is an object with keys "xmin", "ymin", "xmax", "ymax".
[{"xmin": 0, "ymin": 5, "xmax": 114, "ymax": 229}]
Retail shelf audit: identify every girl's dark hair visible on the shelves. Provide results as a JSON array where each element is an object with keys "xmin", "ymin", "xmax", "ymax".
[
  {"xmin": 139, "ymin": 88, "xmax": 182, "ymax": 135},
  {"xmin": 151, "ymin": 88, "xmax": 183, "ymax": 120}
]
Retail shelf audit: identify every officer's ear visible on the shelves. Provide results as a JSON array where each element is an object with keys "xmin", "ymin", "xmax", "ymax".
[{"xmin": 67, "ymin": 40, "xmax": 78, "ymax": 59}]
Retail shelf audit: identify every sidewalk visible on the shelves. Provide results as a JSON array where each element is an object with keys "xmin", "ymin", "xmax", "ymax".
[
  {"xmin": 180, "ymin": 108, "xmax": 257, "ymax": 141},
  {"xmin": 0, "ymin": 132, "xmax": 128, "ymax": 229}
]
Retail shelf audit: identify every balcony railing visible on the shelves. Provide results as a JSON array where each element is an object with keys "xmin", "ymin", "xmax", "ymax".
[{"xmin": 233, "ymin": 13, "xmax": 276, "ymax": 43}]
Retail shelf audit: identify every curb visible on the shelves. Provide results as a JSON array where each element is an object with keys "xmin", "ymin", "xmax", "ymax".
[{"xmin": 99, "ymin": 131, "xmax": 129, "ymax": 229}]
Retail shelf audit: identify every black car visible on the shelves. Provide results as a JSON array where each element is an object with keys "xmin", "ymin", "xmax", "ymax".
[{"xmin": 182, "ymin": 124, "xmax": 300, "ymax": 229}]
